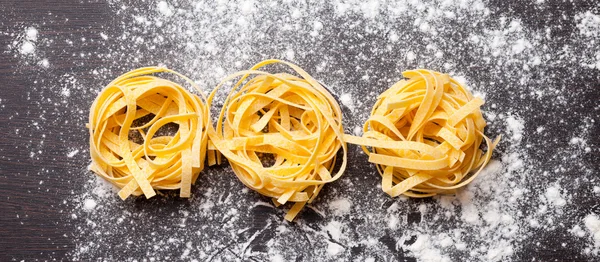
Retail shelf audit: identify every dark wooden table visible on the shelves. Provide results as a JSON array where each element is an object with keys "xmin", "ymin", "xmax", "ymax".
[{"xmin": 1, "ymin": 0, "xmax": 599, "ymax": 261}]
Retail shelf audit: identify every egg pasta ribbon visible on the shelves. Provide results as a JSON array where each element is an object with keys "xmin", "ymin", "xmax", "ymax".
[
  {"xmin": 206, "ymin": 59, "xmax": 347, "ymax": 221},
  {"xmin": 344, "ymin": 69, "xmax": 500, "ymax": 198},
  {"xmin": 87, "ymin": 67, "xmax": 211, "ymax": 199}
]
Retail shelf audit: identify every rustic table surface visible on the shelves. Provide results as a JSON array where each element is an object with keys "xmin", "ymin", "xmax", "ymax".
[{"xmin": 1, "ymin": 0, "xmax": 599, "ymax": 261}]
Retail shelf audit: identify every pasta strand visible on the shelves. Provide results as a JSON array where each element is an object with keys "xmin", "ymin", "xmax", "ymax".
[
  {"xmin": 88, "ymin": 67, "xmax": 211, "ymax": 199},
  {"xmin": 345, "ymin": 69, "xmax": 500, "ymax": 197},
  {"xmin": 206, "ymin": 59, "xmax": 347, "ymax": 221}
]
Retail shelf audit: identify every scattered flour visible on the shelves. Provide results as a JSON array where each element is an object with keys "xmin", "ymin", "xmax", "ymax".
[
  {"xmin": 583, "ymin": 214, "xmax": 600, "ymax": 255},
  {"xmin": 505, "ymin": 115, "xmax": 524, "ymax": 141},
  {"xmin": 328, "ymin": 197, "xmax": 352, "ymax": 216},
  {"xmin": 324, "ymin": 221, "xmax": 344, "ymax": 241},
  {"xmin": 270, "ymin": 254, "xmax": 284, "ymax": 262},
  {"xmin": 575, "ymin": 11, "xmax": 600, "ymax": 38},
  {"xmin": 389, "ymin": 31, "xmax": 399, "ymax": 42},
  {"xmin": 544, "ymin": 185, "xmax": 567, "ymax": 208},
  {"xmin": 20, "ymin": 41, "xmax": 35, "ymax": 55},
  {"xmin": 405, "ymin": 235, "xmax": 451, "ymax": 262},
  {"xmin": 7, "ymin": 0, "xmax": 596, "ymax": 261},
  {"xmin": 285, "ymin": 49, "xmax": 295, "ymax": 61},
  {"xmin": 511, "ymin": 39, "xmax": 531, "ymax": 54},
  {"xmin": 406, "ymin": 51, "xmax": 416, "ymax": 61},
  {"xmin": 82, "ymin": 199, "xmax": 97, "ymax": 211},
  {"xmin": 67, "ymin": 149, "xmax": 79, "ymax": 158},
  {"xmin": 339, "ymin": 93, "xmax": 354, "ymax": 111},
  {"xmin": 326, "ymin": 241, "xmax": 344, "ymax": 256},
  {"xmin": 570, "ymin": 225, "xmax": 586, "ymax": 238},
  {"xmin": 157, "ymin": 1, "xmax": 174, "ymax": 17},
  {"xmin": 25, "ymin": 27, "xmax": 38, "ymax": 41},
  {"xmin": 39, "ymin": 58, "xmax": 49, "ymax": 68}
]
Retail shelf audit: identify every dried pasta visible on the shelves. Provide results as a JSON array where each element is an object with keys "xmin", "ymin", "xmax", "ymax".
[
  {"xmin": 87, "ymin": 67, "xmax": 210, "ymax": 199},
  {"xmin": 206, "ymin": 59, "xmax": 347, "ymax": 221},
  {"xmin": 86, "ymin": 62, "xmax": 499, "ymax": 221},
  {"xmin": 344, "ymin": 69, "xmax": 500, "ymax": 198}
]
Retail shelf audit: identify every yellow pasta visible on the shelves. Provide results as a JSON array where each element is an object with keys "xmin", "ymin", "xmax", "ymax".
[
  {"xmin": 87, "ymin": 62, "xmax": 499, "ymax": 221},
  {"xmin": 87, "ymin": 67, "xmax": 211, "ymax": 199},
  {"xmin": 206, "ymin": 59, "xmax": 347, "ymax": 221},
  {"xmin": 344, "ymin": 69, "xmax": 500, "ymax": 198}
]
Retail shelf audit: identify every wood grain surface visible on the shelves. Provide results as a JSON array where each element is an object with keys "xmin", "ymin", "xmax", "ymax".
[{"xmin": 1, "ymin": 0, "xmax": 599, "ymax": 261}]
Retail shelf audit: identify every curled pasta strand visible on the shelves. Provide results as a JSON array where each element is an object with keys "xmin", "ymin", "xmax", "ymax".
[
  {"xmin": 206, "ymin": 59, "xmax": 347, "ymax": 221},
  {"xmin": 88, "ymin": 67, "xmax": 211, "ymax": 199},
  {"xmin": 345, "ymin": 69, "xmax": 500, "ymax": 197}
]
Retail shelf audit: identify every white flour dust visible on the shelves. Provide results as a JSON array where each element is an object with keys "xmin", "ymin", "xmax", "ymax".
[
  {"xmin": 583, "ymin": 214, "xmax": 600, "ymax": 255},
  {"xmin": 6, "ymin": 0, "xmax": 599, "ymax": 261}
]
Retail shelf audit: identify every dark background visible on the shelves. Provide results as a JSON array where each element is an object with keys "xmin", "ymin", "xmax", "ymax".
[{"xmin": 1, "ymin": 0, "xmax": 599, "ymax": 261}]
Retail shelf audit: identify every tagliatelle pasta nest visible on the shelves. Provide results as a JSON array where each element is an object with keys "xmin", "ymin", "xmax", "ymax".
[
  {"xmin": 87, "ymin": 67, "xmax": 210, "ymax": 199},
  {"xmin": 86, "ymin": 63, "xmax": 500, "ymax": 221},
  {"xmin": 207, "ymin": 60, "xmax": 347, "ymax": 221},
  {"xmin": 344, "ymin": 69, "xmax": 500, "ymax": 198}
]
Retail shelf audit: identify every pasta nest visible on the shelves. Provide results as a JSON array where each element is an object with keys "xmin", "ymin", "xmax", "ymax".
[
  {"xmin": 88, "ymin": 67, "xmax": 210, "ymax": 199},
  {"xmin": 349, "ymin": 69, "xmax": 500, "ymax": 198},
  {"xmin": 207, "ymin": 60, "xmax": 347, "ymax": 221}
]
